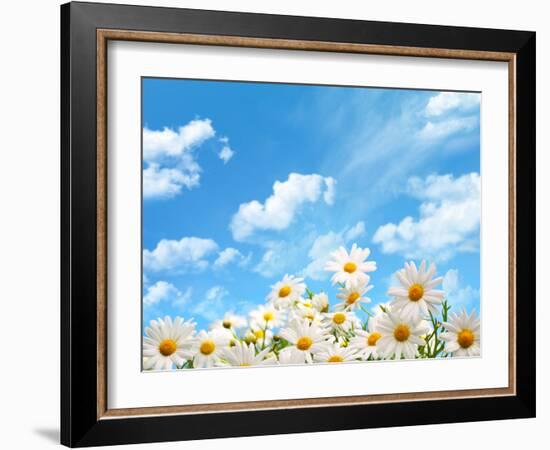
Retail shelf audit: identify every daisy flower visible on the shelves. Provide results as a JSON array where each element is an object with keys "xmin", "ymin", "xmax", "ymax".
[
  {"xmin": 279, "ymin": 318, "xmax": 329, "ymax": 363},
  {"xmin": 335, "ymin": 281, "xmax": 373, "ymax": 311},
  {"xmin": 267, "ymin": 274, "xmax": 306, "ymax": 309},
  {"xmin": 322, "ymin": 310, "xmax": 361, "ymax": 334},
  {"xmin": 249, "ymin": 304, "xmax": 286, "ymax": 329},
  {"xmin": 376, "ymin": 311, "xmax": 429, "ymax": 359},
  {"xmin": 324, "ymin": 244, "xmax": 376, "ymax": 288},
  {"xmin": 190, "ymin": 329, "xmax": 230, "ymax": 368},
  {"xmin": 278, "ymin": 347, "xmax": 310, "ymax": 365},
  {"xmin": 313, "ymin": 342, "xmax": 358, "ymax": 363},
  {"xmin": 246, "ymin": 326, "xmax": 274, "ymax": 347},
  {"xmin": 143, "ymin": 316, "xmax": 196, "ymax": 370},
  {"xmin": 220, "ymin": 342, "xmax": 275, "ymax": 367},
  {"xmin": 293, "ymin": 300, "xmax": 323, "ymax": 324},
  {"xmin": 311, "ymin": 292, "xmax": 329, "ymax": 312},
  {"xmin": 209, "ymin": 312, "xmax": 247, "ymax": 332},
  {"xmin": 348, "ymin": 317, "xmax": 382, "ymax": 360},
  {"xmin": 440, "ymin": 308, "xmax": 481, "ymax": 357},
  {"xmin": 387, "ymin": 260, "xmax": 445, "ymax": 322}
]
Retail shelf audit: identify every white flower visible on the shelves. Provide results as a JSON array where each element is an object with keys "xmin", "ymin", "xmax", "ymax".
[
  {"xmin": 267, "ymin": 274, "xmax": 307, "ymax": 309},
  {"xmin": 322, "ymin": 310, "xmax": 361, "ymax": 333},
  {"xmin": 311, "ymin": 292, "xmax": 329, "ymax": 312},
  {"xmin": 246, "ymin": 326, "xmax": 274, "ymax": 347},
  {"xmin": 440, "ymin": 308, "xmax": 480, "ymax": 357},
  {"xmin": 209, "ymin": 312, "xmax": 247, "ymax": 332},
  {"xmin": 376, "ymin": 311, "xmax": 429, "ymax": 359},
  {"xmin": 278, "ymin": 347, "xmax": 308, "ymax": 365},
  {"xmin": 348, "ymin": 317, "xmax": 382, "ymax": 360},
  {"xmin": 143, "ymin": 316, "xmax": 196, "ymax": 370},
  {"xmin": 313, "ymin": 342, "xmax": 358, "ymax": 363},
  {"xmin": 220, "ymin": 341, "xmax": 274, "ymax": 367},
  {"xmin": 335, "ymin": 281, "xmax": 373, "ymax": 311},
  {"xmin": 279, "ymin": 318, "xmax": 329, "ymax": 363},
  {"xmin": 249, "ymin": 304, "xmax": 286, "ymax": 329},
  {"xmin": 387, "ymin": 260, "xmax": 445, "ymax": 321},
  {"xmin": 292, "ymin": 299, "xmax": 323, "ymax": 324},
  {"xmin": 324, "ymin": 244, "xmax": 376, "ymax": 288},
  {"xmin": 190, "ymin": 329, "xmax": 231, "ymax": 368}
]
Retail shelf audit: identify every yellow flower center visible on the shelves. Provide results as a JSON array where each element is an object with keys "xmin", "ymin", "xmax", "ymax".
[
  {"xmin": 347, "ymin": 291, "xmax": 360, "ymax": 305},
  {"xmin": 303, "ymin": 301, "xmax": 312, "ymax": 308},
  {"xmin": 408, "ymin": 283, "xmax": 424, "ymax": 302},
  {"xmin": 239, "ymin": 363, "xmax": 250, "ymax": 366},
  {"xmin": 296, "ymin": 336, "xmax": 313, "ymax": 351},
  {"xmin": 457, "ymin": 329, "xmax": 475, "ymax": 348},
  {"xmin": 222, "ymin": 320, "xmax": 232, "ymax": 329},
  {"xmin": 254, "ymin": 329, "xmax": 265, "ymax": 340},
  {"xmin": 263, "ymin": 311, "xmax": 274, "ymax": 322},
  {"xmin": 199, "ymin": 339, "xmax": 216, "ymax": 355},
  {"xmin": 304, "ymin": 311, "xmax": 315, "ymax": 320},
  {"xmin": 332, "ymin": 313, "xmax": 346, "ymax": 325},
  {"xmin": 244, "ymin": 333, "xmax": 257, "ymax": 344},
  {"xmin": 328, "ymin": 355, "xmax": 344, "ymax": 363},
  {"xmin": 278, "ymin": 285, "xmax": 292, "ymax": 297},
  {"xmin": 393, "ymin": 324, "xmax": 410, "ymax": 342},
  {"xmin": 158, "ymin": 339, "xmax": 177, "ymax": 357},
  {"xmin": 343, "ymin": 262, "xmax": 357, "ymax": 273},
  {"xmin": 367, "ymin": 332, "xmax": 382, "ymax": 346}
]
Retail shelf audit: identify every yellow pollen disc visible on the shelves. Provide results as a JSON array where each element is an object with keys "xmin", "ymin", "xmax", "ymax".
[
  {"xmin": 305, "ymin": 311, "xmax": 315, "ymax": 320},
  {"xmin": 244, "ymin": 333, "xmax": 257, "ymax": 344},
  {"xmin": 367, "ymin": 332, "xmax": 382, "ymax": 346},
  {"xmin": 393, "ymin": 324, "xmax": 410, "ymax": 342},
  {"xmin": 408, "ymin": 283, "xmax": 424, "ymax": 302},
  {"xmin": 457, "ymin": 329, "xmax": 475, "ymax": 348},
  {"xmin": 303, "ymin": 301, "xmax": 312, "ymax": 308},
  {"xmin": 254, "ymin": 329, "xmax": 264, "ymax": 339},
  {"xmin": 333, "ymin": 313, "xmax": 346, "ymax": 325},
  {"xmin": 343, "ymin": 262, "xmax": 357, "ymax": 273},
  {"xmin": 240, "ymin": 363, "xmax": 250, "ymax": 366},
  {"xmin": 296, "ymin": 336, "xmax": 313, "ymax": 351},
  {"xmin": 347, "ymin": 291, "xmax": 360, "ymax": 305},
  {"xmin": 278, "ymin": 285, "xmax": 292, "ymax": 298},
  {"xmin": 199, "ymin": 340, "xmax": 216, "ymax": 355},
  {"xmin": 328, "ymin": 355, "xmax": 344, "ymax": 363},
  {"xmin": 222, "ymin": 320, "xmax": 232, "ymax": 329},
  {"xmin": 158, "ymin": 339, "xmax": 177, "ymax": 357},
  {"xmin": 263, "ymin": 311, "xmax": 274, "ymax": 322}
]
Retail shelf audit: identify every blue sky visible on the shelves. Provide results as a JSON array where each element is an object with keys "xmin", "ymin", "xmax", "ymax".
[{"xmin": 142, "ymin": 77, "xmax": 481, "ymax": 330}]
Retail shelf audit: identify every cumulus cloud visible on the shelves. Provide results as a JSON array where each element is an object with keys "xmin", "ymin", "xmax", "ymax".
[
  {"xmin": 302, "ymin": 221, "xmax": 366, "ymax": 280},
  {"xmin": 213, "ymin": 247, "xmax": 250, "ymax": 268},
  {"xmin": 418, "ymin": 116, "xmax": 478, "ymax": 141},
  {"xmin": 142, "ymin": 118, "xmax": 216, "ymax": 199},
  {"xmin": 443, "ymin": 269, "xmax": 480, "ymax": 309},
  {"xmin": 143, "ymin": 237, "xmax": 218, "ymax": 272},
  {"xmin": 230, "ymin": 173, "xmax": 336, "ymax": 241},
  {"xmin": 425, "ymin": 92, "xmax": 480, "ymax": 117},
  {"xmin": 143, "ymin": 281, "xmax": 192, "ymax": 308},
  {"xmin": 218, "ymin": 146, "xmax": 235, "ymax": 164},
  {"xmin": 372, "ymin": 173, "xmax": 480, "ymax": 261}
]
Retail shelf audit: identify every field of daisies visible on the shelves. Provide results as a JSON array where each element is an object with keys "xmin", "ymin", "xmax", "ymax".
[{"xmin": 143, "ymin": 244, "xmax": 480, "ymax": 370}]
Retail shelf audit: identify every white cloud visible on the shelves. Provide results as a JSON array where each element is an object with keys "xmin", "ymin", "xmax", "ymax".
[
  {"xmin": 143, "ymin": 119, "xmax": 216, "ymax": 199},
  {"xmin": 143, "ymin": 119, "xmax": 215, "ymax": 161},
  {"xmin": 143, "ymin": 237, "xmax": 218, "ymax": 272},
  {"xmin": 253, "ymin": 246, "xmax": 284, "ymax": 278},
  {"xmin": 443, "ymin": 269, "xmax": 479, "ymax": 309},
  {"xmin": 218, "ymin": 146, "xmax": 235, "ymax": 164},
  {"xmin": 425, "ymin": 92, "xmax": 480, "ymax": 117},
  {"xmin": 372, "ymin": 173, "xmax": 480, "ymax": 261},
  {"xmin": 143, "ymin": 281, "xmax": 192, "ymax": 308},
  {"xmin": 302, "ymin": 221, "xmax": 366, "ymax": 281},
  {"xmin": 230, "ymin": 173, "xmax": 336, "ymax": 241},
  {"xmin": 418, "ymin": 116, "xmax": 478, "ymax": 141},
  {"xmin": 192, "ymin": 286, "xmax": 229, "ymax": 321},
  {"xmin": 143, "ymin": 163, "xmax": 200, "ymax": 199},
  {"xmin": 213, "ymin": 247, "xmax": 250, "ymax": 268}
]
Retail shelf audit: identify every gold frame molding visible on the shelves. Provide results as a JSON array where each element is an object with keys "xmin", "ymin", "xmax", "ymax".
[{"xmin": 96, "ymin": 29, "xmax": 516, "ymax": 420}]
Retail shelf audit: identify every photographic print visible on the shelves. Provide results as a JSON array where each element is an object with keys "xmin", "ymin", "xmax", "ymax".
[{"xmin": 141, "ymin": 78, "xmax": 481, "ymax": 371}]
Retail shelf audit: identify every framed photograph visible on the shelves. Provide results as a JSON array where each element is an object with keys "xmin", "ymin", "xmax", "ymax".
[{"xmin": 61, "ymin": 1, "xmax": 536, "ymax": 447}]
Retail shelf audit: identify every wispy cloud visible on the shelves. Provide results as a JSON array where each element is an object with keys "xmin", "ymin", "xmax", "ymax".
[
  {"xmin": 192, "ymin": 286, "xmax": 229, "ymax": 321},
  {"xmin": 214, "ymin": 247, "xmax": 250, "ymax": 269},
  {"xmin": 143, "ymin": 236, "xmax": 218, "ymax": 272},
  {"xmin": 372, "ymin": 173, "xmax": 480, "ymax": 261},
  {"xmin": 143, "ymin": 281, "xmax": 192, "ymax": 310},
  {"xmin": 425, "ymin": 92, "xmax": 480, "ymax": 117},
  {"xmin": 230, "ymin": 172, "xmax": 336, "ymax": 241},
  {"xmin": 443, "ymin": 269, "xmax": 480, "ymax": 310}
]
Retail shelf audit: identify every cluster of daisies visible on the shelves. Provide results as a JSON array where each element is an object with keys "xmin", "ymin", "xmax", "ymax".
[{"xmin": 143, "ymin": 244, "xmax": 480, "ymax": 371}]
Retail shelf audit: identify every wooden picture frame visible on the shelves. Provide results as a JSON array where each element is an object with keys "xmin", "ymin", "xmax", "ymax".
[{"xmin": 61, "ymin": 1, "xmax": 535, "ymax": 447}]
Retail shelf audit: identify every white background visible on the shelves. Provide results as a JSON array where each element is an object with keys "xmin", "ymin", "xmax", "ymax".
[
  {"xmin": 108, "ymin": 41, "xmax": 509, "ymax": 408},
  {"xmin": 0, "ymin": 0, "xmax": 546, "ymax": 449}
]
